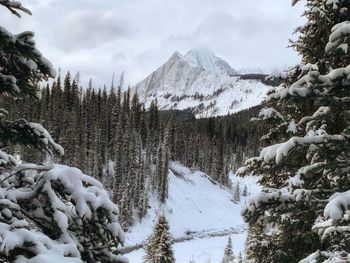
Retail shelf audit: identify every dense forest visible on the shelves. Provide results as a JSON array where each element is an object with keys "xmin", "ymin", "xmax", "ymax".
[
  {"xmin": 2, "ymin": 0, "xmax": 350, "ymax": 262},
  {"xmin": 0, "ymin": 71, "xmax": 266, "ymax": 229}
]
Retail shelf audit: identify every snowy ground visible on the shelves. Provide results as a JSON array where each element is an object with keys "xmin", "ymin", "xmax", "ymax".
[
  {"xmin": 123, "ymin": 162, "xmax": 260, "ymax": 262},
  {"xmin": 127, "ymin": 234, "xmax": 246, "ymax": 263}
]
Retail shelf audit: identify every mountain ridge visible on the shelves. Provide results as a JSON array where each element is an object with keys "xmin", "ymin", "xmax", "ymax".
[{"xmin": 134, "ymin": 48, "xmax": 271, "ymax": 118}]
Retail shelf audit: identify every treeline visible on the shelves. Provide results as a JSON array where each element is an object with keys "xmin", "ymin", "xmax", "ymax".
[
  {"xmin": 168, "ymin": 106, "xmax": 267, "ymax": 185},
  {"xmin": 1, "ymin": 71, "xmax": 266, "ymax": 229}
]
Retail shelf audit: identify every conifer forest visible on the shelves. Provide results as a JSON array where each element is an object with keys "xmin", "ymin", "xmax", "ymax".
[{"xmin": 0, "ymin": 0, "xmax": 350, "ymax": 263}]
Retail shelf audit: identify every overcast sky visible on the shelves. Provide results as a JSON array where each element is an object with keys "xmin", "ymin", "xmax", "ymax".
[{"xmin": 2, "ymin": 0, "xmax": 305, "ymax": 87}]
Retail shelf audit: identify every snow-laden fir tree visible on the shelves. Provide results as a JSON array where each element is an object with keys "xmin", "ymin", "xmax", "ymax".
[
  {"xmin": 239, "ymin": 0, "xmax": 350, "ymax": 262},
  {"xmin": 0, "ymin": 2, "xmax": 126, "ymax": 262},
  {"xmin": 233, "ymin": 181, "xmax": 241, "ymax": 203},
  {"xmin": 242, "ymin": 184, "xmax": 248, "ymax": 197},
  {"xmin": 237, "ymin": 252, "xmax": 243, "ymax": 263},
  {"xmin": 221, "ymin": 236, "xmax": 235, "ymax": 263},
  {"xmin": 143, "ymin": 215, "xmax": 175, "ymax": 263}
]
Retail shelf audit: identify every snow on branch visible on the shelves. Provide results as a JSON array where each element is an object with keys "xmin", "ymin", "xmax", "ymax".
[
  {"xmin": 0, "ymin": 165, "xmax": 127, "ymax": 262},
  {"xmin": 242, "ymin": 188, "xmax": 315, "ymax": 222},
  {"xmin": 324, "ymin": 190, "xmax": 350, "ymax": 221},
  {"xmin": 0, "ymin": 0, "xmax": 31, "ymax": 17},
  {"xmin": 298, "ymin": 106, "xmax": 331, "ymax": 132},
  {"xmin": 0, "ymin": 118, "xmax": 64, "ymax": 155},
  {"xmin": 258, "ymin": 133, "xmax": 345, "ymax": 164},
  {"xmin": 266, "ymin": 65, "xmax": 350, "ymax": 101},
  {"xmin": 291, "ymin": 0, "xmax": 300, "ymax": 6},
  {"xmin": 252, "ymin": 108, "xmax": 284, "ymax": 122},
  {"xmin": 326, "ymin": 21, "xmax": 350, "ymax": 53},
  {"xmin": 28, "ymin": 122, "xmax": 64, "ymax": 155},
  {"xmin": 0, "ymin": 26, "xmax": 56, "ymax": 97},
  {"xmin": 300, "ymin": 250, "xmax": 350, "ymax": 263}
]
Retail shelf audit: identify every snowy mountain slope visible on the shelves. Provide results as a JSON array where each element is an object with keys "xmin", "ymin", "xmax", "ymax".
[
  {"xmin": 133, "ymin": 48, "xmax": 271, "ymax": 118},
  {"xmin": 123, "ymin": 162, "xmax": 260, "ymax": 262}
]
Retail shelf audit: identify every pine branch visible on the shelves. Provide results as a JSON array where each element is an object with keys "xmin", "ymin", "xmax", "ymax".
[
  {"xmin": 0, "ymin": 164, "xmax": 53, "ymax": 185},
  {"xmin": 0, "ymin": 0, "xmax": 31, "ymax": 17}
]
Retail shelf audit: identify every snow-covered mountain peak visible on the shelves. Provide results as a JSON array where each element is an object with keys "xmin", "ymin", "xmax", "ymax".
[
  {"xmin": 169, "ymin": 51, "xmax": 183, "ymax": 61},
  {"xmin": 184, "ymin": 47, "xmax": 235, "ymax": 76},
  {"xmin": 184, "ymin": 47, "xmax": 216, "ymax": 67},
  {"xmin": 134, "ymin": 49, "xmax": 272, "ymax": 118}
]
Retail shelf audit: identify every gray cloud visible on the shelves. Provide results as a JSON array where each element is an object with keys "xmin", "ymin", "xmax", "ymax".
[
  {"xmin": 54, "ymin": 10, "xmax": 131, "ymax": 52},
  {"xmin": 1, "ymin": 0, "xmax": 306, "ymax": 87}
]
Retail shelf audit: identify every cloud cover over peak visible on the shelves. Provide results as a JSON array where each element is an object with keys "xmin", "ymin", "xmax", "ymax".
[{"xmin": 1, "ymin": 0, "xmax": 305, "ymax": 87}]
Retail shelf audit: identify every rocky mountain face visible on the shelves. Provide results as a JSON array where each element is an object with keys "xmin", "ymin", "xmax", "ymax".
[{"xmin": 134, "ymin": 48, "xmax": 271, "ymax": 118}]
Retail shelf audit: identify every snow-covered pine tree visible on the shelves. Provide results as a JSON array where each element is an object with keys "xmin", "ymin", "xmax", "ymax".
[
  {"xmin": 129, "ymin": 130, "xmax": 141, "ymax": 207},
  {"xmin": 159, "ymin": 127, "xmax": 171, "ymax": 203},
  {"xmin": 143, "ymin": 215, "xmax": 175, "ymax": 263},
  {"xmin": 291, "ymin": 0, "xmax": 350, "ymax": 73},
  {"xmin": 242, "ymin": 184, "xmax": 248, "ymax": 197},
  {"xmin": 138, "ymin": 153, "xmax": 149, "ymax": 220},
  {"xmin": 155, "ymin": 142, "xmax": 163, "ymax": 191},
  {"xmin": 211, "ymin": 140, "xmax": 224, "ymax": 184},
  {"xmin": 0, "ymin": 2, "xmax": 126, "ymax": 262},
  {"xmin": 239, "ymin": 0, "xmax": 350, "ymax": 262},
  {"xmin": 237, "ymin": 252, "xmax": 243, "ymax": 263},
  {"xmin": 233, "ymin": 181, "xmax": 241, "ymax": 203},
  {"xmin": 221, "ymin": 236, "xmax": 235, "ymax": 263},
  {"xmin": 119, "ymin": 181, "xmax": 134, "ymax": 230}
]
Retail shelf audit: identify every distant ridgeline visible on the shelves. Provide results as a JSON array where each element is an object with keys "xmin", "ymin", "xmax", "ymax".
[
  {"xmin": 238, "ymin": 73, "xmax": 282, "ymax": 87},
  {"xmin": 0, "ymin": 71, "xmax": 266, "ymax": 229}
]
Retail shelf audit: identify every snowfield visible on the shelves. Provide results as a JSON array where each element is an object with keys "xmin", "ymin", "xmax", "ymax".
[
  {"xmin": 127, "ymin": 234, "xmax": 247, "ymax": 263},
  {"xmin": 124, "ymin": 162, "xmax": 260, "ymax": 262}
]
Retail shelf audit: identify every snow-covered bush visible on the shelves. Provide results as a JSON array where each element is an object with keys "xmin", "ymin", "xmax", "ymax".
[{"xmin": 0, "ymin": 2, "xmax": 126, "ymax": 262}]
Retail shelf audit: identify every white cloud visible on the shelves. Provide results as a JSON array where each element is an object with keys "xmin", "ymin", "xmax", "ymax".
[
  {"xmin": 54, "ymin": 10, "xmax": 131, "ymax": 52},
  {"xmin": 1, "ymin": 0, "xmax": 306, "ymax": 87}
]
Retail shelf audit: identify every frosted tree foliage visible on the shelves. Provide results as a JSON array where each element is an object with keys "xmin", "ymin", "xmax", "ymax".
[
  {"xmin": 221, "ymin": 236, "xmax": 235, "ymax": 263},
  {"xmin": 0, "ymin": 2, "xmax": 126, "ymax": 262},
  {"xmin": 233, "ymin": 182, "xmax": 241, "ymax": 203},
  {"xmin": 239, "ymin": 0, "xmax": 350, "ymax": 262},
  {"xmin": 143, "ymin": 215, "xmax": 175, "ymax": 263}
]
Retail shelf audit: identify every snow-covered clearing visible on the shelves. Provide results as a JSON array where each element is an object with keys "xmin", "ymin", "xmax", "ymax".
[
  {"xmin": 124, "ymin": 162, "xmax": 260, "ymax": 262},
  {"xmin": 127, "ymin": 233, "xmax": 246, "ymax": 263}
]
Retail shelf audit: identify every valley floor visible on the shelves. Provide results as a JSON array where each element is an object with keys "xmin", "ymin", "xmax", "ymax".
[
  {"xmin": 123, "ymin": 162, "xmax": 260, "ymax": 263},
  {"xmin": 126, "ymin": 233, "xmax": 247, "ymax": 263}
]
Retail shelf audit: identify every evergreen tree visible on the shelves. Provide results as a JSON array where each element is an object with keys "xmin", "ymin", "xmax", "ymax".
[
  {"xmin": 221, "ymin": 236, "xmax": 235, "ymax": 263},
  {"xmin": 143, "ymin": 215, "xmax": 175, "ymax": 263},
  {"xmin": 0, "ymin": 2, "xmax": 126, "ymax": 262},
  {"xmin": 291, "ymin": 0, "xmax": 350, "ymax": 73},
  {"xmin": 158, "ymin": 128, "xmax": 171, "ymax": 203},
  {"xmin": 119, "ymin": 182, "xmax": 134, "ymax": 230},
  {"xmin": 233, "ymin": 181, "xmax": 241, "ymax": 203},
  {"xmin": 239, "ymin": 1, "xmax": 350, "ymax": 262},
  {"xmin": 237, "ymin": 252, "xmax": 243, "ymax": 263},
  {"xmin": 138, "ymin": 155, "xmax": 149, "ymax": 219},
  {"xmin": 242, "ymin": 184, "xmax": 248, "ymax": 197}
]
